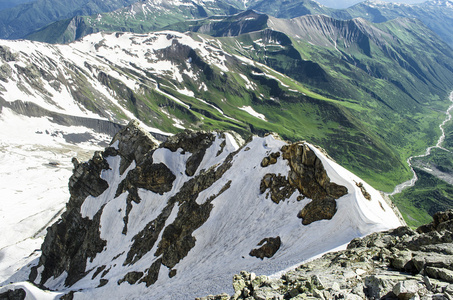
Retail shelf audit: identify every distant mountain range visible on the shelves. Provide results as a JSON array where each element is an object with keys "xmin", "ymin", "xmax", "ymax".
[
  {"xmin": 1, "ymin": 0, "xmax": 452, "ymax": 50},
  {"xmin": 0, "ymin": 0, "xmax": 139, "ymax": 40}
]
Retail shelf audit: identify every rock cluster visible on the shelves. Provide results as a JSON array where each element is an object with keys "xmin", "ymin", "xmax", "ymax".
[
  {"xmin": 260, "ymin": 142, "xmax": 348, "ymax": 224},
  {"xmin": 29, "ymin": 121, "xmax": 160, "ymax": 287},
  {"xmin": 249, "ymin": 237, "xmax": 282, "ymax": 260},
  {"xmin": 29, "ymin": 148, "xmax": 111, "ymax": 286},
  {"xmin": 199, "ymin": 209, "xmax": 453, "ymax": 300}
]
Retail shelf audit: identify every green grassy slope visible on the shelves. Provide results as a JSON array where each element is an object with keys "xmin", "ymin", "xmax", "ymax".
[{"xmin": 193, "ymin": 15, "xmax": 453, "ymax": 192}]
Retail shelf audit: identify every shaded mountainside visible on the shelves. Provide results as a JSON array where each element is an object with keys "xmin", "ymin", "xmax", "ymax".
[
  {"xmin": 6, "ymin": 121, "xmax": 401, "ymax": 299},
  {"xmin": 229, "ymin": 0, "xmax": 453, "ymax": 49},
  {"xmin": 201, "ymin": 209, "xmax": 453, "ymax": 300},
  {"xmin": 25, "ymin": 0, "xmax": 241, "ymax": 44},
  {"xmin": 0, "ymin": 0, "xmax": 139, "ymax": 40},
  {"xmin": 334, "ymin": 0, "xmax": 453, "ymax": 48}
]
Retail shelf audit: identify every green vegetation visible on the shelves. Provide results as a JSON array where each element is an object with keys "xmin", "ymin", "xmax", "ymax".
[
  {"xmin": 392, "ymin": 169, "xmax": 453, "ymax": 227},
  {"xmin": 391, "ymin": 113, "xmax": 453, "ymax": 227}
]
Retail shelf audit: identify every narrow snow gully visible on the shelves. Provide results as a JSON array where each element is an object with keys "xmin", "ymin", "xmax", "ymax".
[{"xmin": 389, "ymin": 91, "xmax": 453, "ymax": 196}]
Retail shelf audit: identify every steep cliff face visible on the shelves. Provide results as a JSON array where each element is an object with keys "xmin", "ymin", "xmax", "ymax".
[{"xmin": 26, "ymin": 121, "xmax": 401, "ymax": 299}]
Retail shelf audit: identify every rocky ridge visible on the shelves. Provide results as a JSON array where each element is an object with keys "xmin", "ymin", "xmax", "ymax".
[
  {"xmin": 200, "ymin": 210, "xmax": 453, "ymax": 300},
  {"xmin": 4, "ymin": 121, "xmax": 402, "ymax": 299}
]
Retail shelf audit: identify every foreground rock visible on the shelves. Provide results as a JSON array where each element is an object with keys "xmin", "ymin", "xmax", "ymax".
[{"xmin": 199, "ymin": 209, "xmax": 453, "ymax": 300}]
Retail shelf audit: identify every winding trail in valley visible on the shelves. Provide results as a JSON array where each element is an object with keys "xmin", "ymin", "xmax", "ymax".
[{"xmin": 388, "ymin": 92, "xmax": 453, "ymax": 196}]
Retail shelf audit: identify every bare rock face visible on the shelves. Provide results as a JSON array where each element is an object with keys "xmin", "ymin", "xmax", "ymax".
[
  {"xmin": 160, "ymin": 130, "xmax": 215, "ymax": 176},
  {"xmin": 29, "ymin": 121, "xmax": 238, "ymax": 291},
  {"xmin": 297, "ymin": 197, "xmax": 337, "ymax": 225},
  {"xmin": 30, "ymin": 148, "xmax": 111, "ymax": 286},
  {"xmin": 110, "ymin": 119, "xmax": 159, "ymax": 174},
  {"xmin": 283, "ymin": 143, "xmax": 348, "ymax": 225},
  {"xmin": 249, "ymin": 237, "xmax": 282, "ymax": 259},
  {"xmin": 0, "ymin": 288, "xmax": 25, "ymax": 300},
  {"xmin": 281, "ymin": 143, "xmax": 348, "ymax": 201},
  {"xmin": 29, "ymin": 120, "xmax": 162, "ymax": 287},
  {"xmin": 260, "ymin": 142, "xmax": 348, "ymax": 224}
]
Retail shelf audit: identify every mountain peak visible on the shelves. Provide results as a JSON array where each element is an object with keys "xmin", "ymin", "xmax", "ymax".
[
  {"xmin": 424, "ymin": 0, "xmax": 453, "ymax": 7},
  {"xmin": 25, "ymin": 122, "xmax": 402, "ymax": 299}
]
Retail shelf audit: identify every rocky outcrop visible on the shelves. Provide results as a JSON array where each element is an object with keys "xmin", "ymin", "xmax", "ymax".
[
  {"xmin": 29, "ymin": 121, "xmax": 239, "ymax": 291},
  {"xmin": 110, "ymin": 119, "xmax": 159, "ymax": 174},
  {"xmin": 29, "ymin": 121, "xmax": 160, "ymax": 287},
  {"xmin": 260, "ymin": 142, "xmax": 348, "ymax": 224},
  {"xmin": 200, "ymin": 209, "xmax": 453, "ymax": 300},
  {"xmin": 29, "ymin": 148, "xmax": 110, "ymax": 286},
  {"xmin": 356, "ymin": 181, "xmax": 372, "ymax": 201},
  {"xmin": 0, "ymin": 288, "xmax": 25, "ymax": 300},
  {"xmin": 249, "ymin": 237, "xmax": 282, "ymax": 259},
  {"xmin": 21, "ymin": 123, "xmax": 401, "ymax": 299},
  {"xmin": 160, "ymin": 130, "xmax": 216, "ymax": 176},
  {"xmin": 281, "ymin": 143, "xmax": 348, "ymax": 202}
]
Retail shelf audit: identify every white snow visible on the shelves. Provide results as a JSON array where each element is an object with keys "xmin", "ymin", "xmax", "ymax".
[
  {"xmin": 31, "ymin": 133, "xmax": 402, "ymax": 300},
  {"xmin": 239, "ymin": 73, "xmax": 256, "ymax": 90},
  {"xmin": 239, "ymin": 105, "xmax": 267, "ymax": 121},
  {"xmin": 81, "ymin": 156, "xmax": 136, "ymax": 219},
  {"xmin": 0, "ymin": 281, "xmax": 63, "ymax": 299}
]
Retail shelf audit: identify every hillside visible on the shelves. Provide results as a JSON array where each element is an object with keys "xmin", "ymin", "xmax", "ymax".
[
  {"xmin": 167, "ymin": 11, "xmax": 453, "ymax": 191},
  {"xmin": 335, "ymin": 0, "xmax": 453, "ymax": 48}
]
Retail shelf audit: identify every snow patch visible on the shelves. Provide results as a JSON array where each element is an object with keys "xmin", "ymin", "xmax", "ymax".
[{"xmin": 239, "ymin": 106, "xmax": 267, "ymax": 121}]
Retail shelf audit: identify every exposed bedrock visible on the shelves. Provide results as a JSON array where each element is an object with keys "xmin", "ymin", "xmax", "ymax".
[{"xmin": 261, "ymin": 142, "xmax": 348, "ymax": 225}]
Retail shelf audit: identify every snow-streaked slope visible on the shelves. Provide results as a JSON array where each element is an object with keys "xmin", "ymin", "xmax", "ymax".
[
  {"xmin": 27, "ymin": 123, "xmax": 402, "ymax": 299},
  {"xmin": 0, "ymin": 30, "xmax": 232, "ymax": 120},
  {"xmin": 0, "ymin": 30, "xmax": 298, "ymax": 136}
]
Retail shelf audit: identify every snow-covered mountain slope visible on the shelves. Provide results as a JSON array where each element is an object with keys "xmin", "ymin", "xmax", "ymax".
[
  {"xmin": 17, "ymin": 121, "xmax": 402, "ymax": 299},
  {"xmin": 0, "ymin": 107, "xmax": 112, "ymax": 283},
  {"xmin": 0, "ymin": 30, "xmax": 319, "ymax": 137}
]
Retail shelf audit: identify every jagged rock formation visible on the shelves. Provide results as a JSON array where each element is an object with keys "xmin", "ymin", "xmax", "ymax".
[
  {"xmin": 201, "ymin": 209, "xmax": 453, "ymax": 300},
  {"xmin": 260, "ymin": 142, "xmax": 348, "ymax": 224},
  {"xmin": 22, "ymin": 121, "xmax": 401, "ymax": 299}
]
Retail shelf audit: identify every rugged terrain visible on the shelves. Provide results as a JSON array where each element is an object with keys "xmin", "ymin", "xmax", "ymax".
[
  {"xmin": 3, "ymin": 16, "xmax": 453, "ymax": 193},
  {"xmin": 2, "ymin": 9, "xmax": 453, "ymax": 228},
  {"xmin": 200, "ymin": 209, "xmax": 453, "ymax": 300},
  {"xmin": 24, "ymin": 0, "xmax": 453, "ymax": 50},
  {"xmin": 0, "ymin": 121, "xmax": 402, "ymax": 299},
  {"xmin": 0, "ymin": 1, "xmax": 453, "ymax": 298}
]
